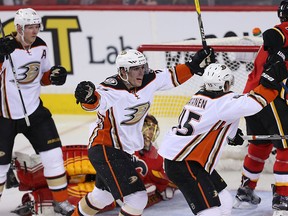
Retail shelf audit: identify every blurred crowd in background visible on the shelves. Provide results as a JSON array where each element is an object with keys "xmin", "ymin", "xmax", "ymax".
[{"xmin": 0, "ymin": 0, "xmax": 283, "ymax": 6}]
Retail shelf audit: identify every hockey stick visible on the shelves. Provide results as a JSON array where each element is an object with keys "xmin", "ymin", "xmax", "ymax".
[
  {"xmin": 194, "ymin": 0, "xmax": 207, "ymax": 49},
  {"xmin": 242, "ymin": 135, "xmax": 288, "ymax": 140},
  {"xmin": 0, "ymin": 20, "xmax": 30, "ymax": 126}
]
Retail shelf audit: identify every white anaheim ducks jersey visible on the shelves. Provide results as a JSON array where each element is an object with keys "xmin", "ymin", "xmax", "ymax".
[
  {"xmin": 0, "ymin": 35, "xmax": 51, "ymax": 119},
  {"xmin": 158, "ymin": 88, "xmax": 274, "ymax": 173},
  {"xmin": 82, "ymin": 65, "xmax": 194, "ymax": 155}
]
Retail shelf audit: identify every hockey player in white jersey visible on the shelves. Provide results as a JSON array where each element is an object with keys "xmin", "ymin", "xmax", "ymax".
[
  {"xmin": 158, "ymin": 59, "xmax": 288, "ymax": 216},
  {"xmin": 0, "ymin": 8, "xmax": 74, "ymax": 215},
  {"xmin": 72, "ymin": 48, "xmax": 214, "ymax": 216}
]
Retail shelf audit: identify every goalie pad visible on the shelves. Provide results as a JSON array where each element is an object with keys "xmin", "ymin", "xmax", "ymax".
[
  {"xmin": 15, "ymin": 145, "xmax": 96, "ymax": 191},
  {"xmin": 62, "ymin": 145, "xmax": 96, "ymax": 176},
  {"xmin": 13, "ymin": 145, "xmax": 115, "ymax": 215},
  {"xmin": 14, "ymin": 151, "xmax": 47, "ymax": 191}
]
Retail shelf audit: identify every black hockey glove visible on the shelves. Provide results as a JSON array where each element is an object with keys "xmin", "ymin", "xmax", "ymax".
[
  {"xmin": 264, "ymin": 50, "xmax": 286, "ymax": 69},
  {"xmin": 50, "ymin": 65, "xmax": 67, "ymax": 85},
  {"xmin": 185, "ymin": 47, "xmax": 215, "ymax": 76},
  {"xmin": 75, "ymin": 81, "xmax": 96, "ymax": 104},
  {"xmin": 227, "ymin": 128, "xmax": 244, "ymax": 146},
  {"xmin": 0, "ymin": 36, "xmax": 15, "ymax": 56},
  {"xmin": 260, "ymin": 60, "xmax": 288, "ymax": 90}
]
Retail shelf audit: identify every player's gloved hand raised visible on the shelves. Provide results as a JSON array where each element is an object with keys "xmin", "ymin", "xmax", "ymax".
[
  {"xmin": 50, "ymin": 65, "xmax": 67, "ymax": 85},
  {"xmin": 75, "ymin": 81, "xmax": 96, "ymax": 104},
  {"xmin": 227, "ymin": 128, "xmax": 244, "ymax": 146},
  {"xmin": 260, "ymin": 59, "xmax": 288, "ymax": 90},
  {"xmin": 185, "ymin": 47, "xmax": 215, "ymax": 76},
  {"xmin": 0, "ymin": 36, "xmax": 15, "ymax": 56}
]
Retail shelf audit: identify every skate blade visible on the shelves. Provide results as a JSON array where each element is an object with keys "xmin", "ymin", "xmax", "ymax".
[
  {"xmin": 233, "ymin": 198, "xmax": 258, "ymax": 209},
  {"xmin": 273, "ymin": 210, "xmax": 288, "ymax": 216}
]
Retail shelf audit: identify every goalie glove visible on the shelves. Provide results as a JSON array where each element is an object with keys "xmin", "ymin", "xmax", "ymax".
[
  {"xmin": 50, "ymin": 65, "xmax": 67, "ymax": 85},
  {"xmin": 75, "ymin": 81, "xmax": 96, "ymax": 104},
  {"xmin": 0, "ymin": 36, "xmax": 15, "ymax": 56},
  {"xmin": 185, "ymin": 47, "xmax": 215, "ymax": 76},
  {"xmin": 227, "ymin": 128, "xmax": 244, "ymax": 146},
  {"xmin": 260, "ymin": 59, "xmax": 288, "ymax": 90}
]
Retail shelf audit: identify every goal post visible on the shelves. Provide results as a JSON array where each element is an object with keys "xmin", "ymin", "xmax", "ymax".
[{"xmin": 137, "ymin": 36, "xmax": 274, "ymax": 172}]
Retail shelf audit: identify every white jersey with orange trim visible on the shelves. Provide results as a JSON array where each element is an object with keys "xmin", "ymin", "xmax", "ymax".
[
  {"xmin": 0, "ymin": 35, "xmax": 51, "ymax": 119},
  {"xmin": 85, "ymin": 66, "xmax": 193, "ymax": 155},
  {"xmin": 158, "ymin": 87, "xmax": 276, "ymax": 173}
]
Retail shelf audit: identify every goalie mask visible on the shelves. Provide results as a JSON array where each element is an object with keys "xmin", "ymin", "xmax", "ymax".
[
  {"xmin": 278, "ymin": 1, "xmax": 288, "ymax": 22},
  {"xmin": 142, "ymin": 114, "xmax": 160, "ymax": 151},
  {"xmin": 202, "ymin": 63, "xmax": 234, "ymax": 92},
  {"xmin": 14, "ymin": 8, "xmax": 43, "ymax": 31}
]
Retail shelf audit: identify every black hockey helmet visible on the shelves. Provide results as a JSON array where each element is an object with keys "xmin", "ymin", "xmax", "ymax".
[{"xmin": 278, "ymin": 1, "xmax": 288, "ymax": 22}]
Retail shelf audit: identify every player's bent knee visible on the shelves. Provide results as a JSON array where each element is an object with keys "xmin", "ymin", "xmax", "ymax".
[
  {"xmin": 276, "ymin": 148, "xmax": 288, "ymax": 161},
  {"xmin": 76, "ymin": 188, "xmax": 114, "ymax": 216},
  {"xmin": 89, "ymin": 187, "xmax": 114, "ymax": 208},
  {"xmin": 122, "ymin": 190, "xmax": 148, "ymax": 214},
  {"xmin": 39, "ymin": 147, "xmax": 65, "ymax": 176},
  {"xmin": 120, "ymin": 204, "xmax": 144, "ymax": 216}
]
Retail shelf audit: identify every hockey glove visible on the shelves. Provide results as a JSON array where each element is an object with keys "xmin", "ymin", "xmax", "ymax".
[
  {"xmin": 75, "ymin": 81, "xmax": 96, "ymax": 104},
  {"xmin": 185, "ymin": 47, "xmax": 215, "ymax": 76},
  {"xmin": 0, "ymin": 36, "xmax": 15, "ymax": 56},
  {"xmin": 227, "ymin": 128, "xmax": 244, "ymax": 146},
  {"xmin": 260, "ymin": 60, "xmax": 288, "ymax": 90},
  {"xmin": 50, "ymin": 65, "xmax": 67, "ymax": 85},
  {"xmin": 264, "ymin": 50, "xmax": 286, "ymax": 70}
]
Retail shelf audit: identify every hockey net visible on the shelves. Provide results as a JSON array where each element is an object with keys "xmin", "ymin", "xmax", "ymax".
[{"xmin": 138, "ymin": 36, "xmax": 275, "ymax": 173}]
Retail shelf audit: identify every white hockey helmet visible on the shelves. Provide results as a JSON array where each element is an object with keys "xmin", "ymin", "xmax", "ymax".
[
  {"xmin": 14, "ymin": 8, "xmax": 43, "ymax": 31},
  {"xmin": 202, "ymin": 63, "xmax": 234, "ymax": 92},
  {"xmin": 116, "ymin": 49, "xmax": 147, "ymax": 72}
]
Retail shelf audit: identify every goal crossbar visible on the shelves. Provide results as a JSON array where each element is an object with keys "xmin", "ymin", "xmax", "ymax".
[{"xmin": 138, "ymin": 44, "xmax": 260, "ymax": 52}]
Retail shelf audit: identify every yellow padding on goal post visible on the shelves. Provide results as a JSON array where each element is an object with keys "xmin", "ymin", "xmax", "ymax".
[{"xmin": 41, "ymin": 94, "xmax": 190, "ymax": 117}]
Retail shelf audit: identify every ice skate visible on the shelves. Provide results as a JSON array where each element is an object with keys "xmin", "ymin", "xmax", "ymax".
[
  {"xmin": 53, "ymin": 200, "xmax": 75, "ymax": 216},
  {"xmin": 233, "ymin": 186, "xmax": 261, "ymax": 209},
  {"xmin": 272, "ymin": 184, "xmax": 288, "ymax": 216}
]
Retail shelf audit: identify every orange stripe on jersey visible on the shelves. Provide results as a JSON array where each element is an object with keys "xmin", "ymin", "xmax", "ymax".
[
  {"xmin": 175, "ymin": 123, "xmax": 230, "ymax": 173},
  {"xmin": 250, "ymin": 84, "xmax": 278, "ymax": 107},
  {"xmin": 185, "ymin": 161, "xmax": 211, "ymax": 208},
  {"xmin": 103, "ymin": 145, "xmax": 123, "ymax": 197},
  {"xmin": 90, "ymin": 110, "xmax": 123, "ymax": 150},
  {"xmin": 174, "ymin": 64, "xmax": 193, "ymax": 85}
]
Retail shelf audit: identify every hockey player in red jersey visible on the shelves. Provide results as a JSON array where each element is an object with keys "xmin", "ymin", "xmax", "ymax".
[
  {"xmin": 72, "ymin": 48, "xmax": 214, "ymax": 216},
  {"xmin": 134, "ymin": 114, "xmax": 176, "ymax": 205},
  {"xmin": 233, "ymin": 1, "xmax": 288, "ymax": 214},
  {"xmin": 0, "ymin": 8, "xmax": 74, "ymax": 215},
  {"xmin": 158, "ymin": 61, "xmax": 288, "ymax": 216}
]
